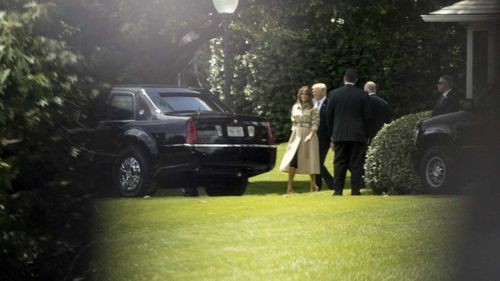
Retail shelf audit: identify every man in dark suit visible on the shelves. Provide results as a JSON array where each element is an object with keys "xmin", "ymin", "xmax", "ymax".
[
  {"xmin": 364, "ymin": 81, "xmax": 390, "ymax": 139},
  {"xmin": 312, "ymin": 83, "xmax": 334, "ymax": 190},
  {"xmin": 432, "ymin": 75, "xmax": 463, "ymax": 117},
  {"xmin": 326, "ymin": 69, "xmax": 372, "ymax": 196}
]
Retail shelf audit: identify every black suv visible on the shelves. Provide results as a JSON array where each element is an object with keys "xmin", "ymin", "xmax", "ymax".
[
  {"xmin": 79, "ymin": 86, "xmax": 276, "ymax": 197},
  {"xmin": 415, "ymin": 87, "xmax": 500, "ymax": 193}
]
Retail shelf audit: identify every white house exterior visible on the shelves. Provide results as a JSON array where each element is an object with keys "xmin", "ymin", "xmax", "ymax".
[{"xmin": 421, "ymin": 0, "xmax": 500, "ymax": 98}]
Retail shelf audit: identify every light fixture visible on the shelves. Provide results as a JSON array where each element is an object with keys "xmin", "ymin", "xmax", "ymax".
[
  {"xmin": 212, "ymin": 0, "xmax": 239, "ymax": 15},
  {"xmin": 212, "ymin": 0, "xmax": 239, "ymax": 108}
]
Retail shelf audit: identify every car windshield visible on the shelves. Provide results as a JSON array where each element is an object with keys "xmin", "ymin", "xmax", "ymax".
[{"xmin": 151, "ymin": 93, "xmax": 222, "ymax": 113}]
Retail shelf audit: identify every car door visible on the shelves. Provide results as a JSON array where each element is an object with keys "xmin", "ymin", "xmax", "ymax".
[
  {"xmin": 95, "ymin": 91, "xmax": 136, "ymax": 155},
  {"xmin": 459, "ymin": 90, "xmax": 500, "ymax": 178}
]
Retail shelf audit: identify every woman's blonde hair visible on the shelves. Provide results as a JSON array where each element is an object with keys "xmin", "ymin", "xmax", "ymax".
[{"xmin": 295, "ymin": 86, "xmax": 313, "ymax": 109}]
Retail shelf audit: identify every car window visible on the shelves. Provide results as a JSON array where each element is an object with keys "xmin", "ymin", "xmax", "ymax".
[
  {"xmin": 155, "ymin": 94, "xmax": 220, "ymax": 113},
  {"xmin": 109, "ymin": 94, "xmax": 134, "ymax": 120}
]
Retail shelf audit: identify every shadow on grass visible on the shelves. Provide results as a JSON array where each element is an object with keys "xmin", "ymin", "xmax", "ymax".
[
  {"xmin": 148, "ymin": 178, "xmax": 373, "ymax": 197},
  {"xmin": 248, "ymin": 180, "xmax": 327, "ymax": 195},
  {"xmin": 150, "ymin": 181, "xmax": 335, "ymax": 197},
  {"xmin": 91, "ymin": 176, "xmax": 381, "ymax": 198}
]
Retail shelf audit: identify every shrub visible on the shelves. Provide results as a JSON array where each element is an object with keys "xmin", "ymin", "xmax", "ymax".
[
  {"xmin": 364, "ymin": 111, "xmax": 431, "ymax": 194},
  {"xmin": 1, "ymin": 3, "xmax": 95, "ymax": 280}
]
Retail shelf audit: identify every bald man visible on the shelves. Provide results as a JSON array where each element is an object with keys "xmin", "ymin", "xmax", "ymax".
[{"xmin": 364, "ymin": 81, "xmax": 390, "ymax": 140}]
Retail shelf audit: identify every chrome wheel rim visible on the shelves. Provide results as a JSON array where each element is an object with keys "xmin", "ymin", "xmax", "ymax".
[
  {"xmin": 119, "ymin": 157, "xmax": 142, "ymax": 192},
  {"xmin": 425, "ymin": 156, "xmax": 446, "ymax": 188}
]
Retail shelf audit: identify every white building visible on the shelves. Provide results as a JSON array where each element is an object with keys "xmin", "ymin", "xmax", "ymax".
[{"xmin": 421, "ymin": 0, "xmax": 500, "ymax": 98}]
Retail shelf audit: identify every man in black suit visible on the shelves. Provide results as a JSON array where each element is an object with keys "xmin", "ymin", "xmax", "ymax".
[
  {"xmin": 364, "ymin": 81, "xmax": 390, "ymax": 139},
  {"xmin": 432, "ymin": 75, "xmax": 463, "ymax": 117},
  {"xmin": 312, "ymin": 83, "xmax": 334, "ymax": 190},
  {"xmin": 326, "ymin": 69, "xmax": 372, "ymax": 196}
]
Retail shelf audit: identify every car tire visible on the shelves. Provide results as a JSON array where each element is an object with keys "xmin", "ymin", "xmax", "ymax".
[
  {"xmin": 204, "ymin": 177, "xmax": 248, "ymax": 196},
  {"xmin": 113, "ymin": 146, "xmax": 154, "ymax": 197},
  {"xmin": 204, "ymin": 184, "xmax": 224, "ymax": 196},
  {"xmin": 228, "ymin": 177, "xmax": 248, "ymax": 196},
  {"xmin": 420, "ymin": 146, "xmax": 456, "ymax": 194}
]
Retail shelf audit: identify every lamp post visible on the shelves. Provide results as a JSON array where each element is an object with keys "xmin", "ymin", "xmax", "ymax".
[{"xmin": 212, "ymin": 0, "xmax": 239, "ymax": 108}]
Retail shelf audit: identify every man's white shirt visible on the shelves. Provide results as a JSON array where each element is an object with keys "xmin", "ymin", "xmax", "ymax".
[
  {"xmin": 442, "ymin": 89, "xmax": 452, "ymax": 98},
  {"xmin": 314, "ymin": 96, "xmax": 326, "ymax": 109}
]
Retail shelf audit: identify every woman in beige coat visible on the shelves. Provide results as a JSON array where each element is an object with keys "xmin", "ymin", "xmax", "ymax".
[{"xmin": 279, "ymin": 86, "xmax": 321, "ymax": 193}]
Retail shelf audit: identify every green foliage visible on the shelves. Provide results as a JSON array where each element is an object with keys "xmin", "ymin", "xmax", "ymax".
[
  {"xmin": 0, "ymin": 2, "xmax": 79, "ymax": 136},
  {"xmin": 0, "ymin": 2, "xmax": 95, "ymax": 280},
  {"xmin": 200, "ymin": 0, "xmax": 465, "ymax": 140},
  {"xmin": 364, "ymin": 111, "xmax": 431, "ymax": 194},
  {"xmin": 53, "ymin": 0, "xmax": 219, "ymax": 85}
]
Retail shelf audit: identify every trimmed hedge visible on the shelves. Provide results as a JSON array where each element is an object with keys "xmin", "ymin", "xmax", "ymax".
[{"xmin": 364, "ymin": 111, "xmax": 431, "ymax": 194}]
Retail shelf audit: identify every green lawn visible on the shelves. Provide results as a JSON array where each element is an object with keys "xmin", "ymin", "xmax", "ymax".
[{"xmin": 89, "ymin": 144, "xmax": 467, "ymax": 281}]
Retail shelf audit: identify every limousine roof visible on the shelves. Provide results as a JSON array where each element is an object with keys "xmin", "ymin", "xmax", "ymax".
[{"xmin": 112, "ymin": 85, "xmax": 207, "ymax": 94}]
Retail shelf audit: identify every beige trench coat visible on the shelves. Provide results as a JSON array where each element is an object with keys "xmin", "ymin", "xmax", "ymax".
[{"xmin": 279, "ymin": 104, "xmax": 321, "ymax": 174}]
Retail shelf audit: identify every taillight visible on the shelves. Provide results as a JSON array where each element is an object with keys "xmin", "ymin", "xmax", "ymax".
[
  {"xmin": 266, "ymin": 122, "xmax": 275, "ymax": 145},
  {"xmin": 186, "ymin": 118, "xmax": 198, "ymax": 144}
]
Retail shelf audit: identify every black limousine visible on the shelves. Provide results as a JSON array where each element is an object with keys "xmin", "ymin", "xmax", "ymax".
[
  {"xmin": 415, "ymin": 86, "xmax": 500, "ymax": 193},
  {"xmin": 79, "ymin": 86, "xmax": 277, "ymax": 197}
]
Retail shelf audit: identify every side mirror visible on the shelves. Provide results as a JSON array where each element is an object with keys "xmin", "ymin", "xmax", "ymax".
[{"xmin": 460, "ymin": 99, "xmax": 474, "ymax": 111}]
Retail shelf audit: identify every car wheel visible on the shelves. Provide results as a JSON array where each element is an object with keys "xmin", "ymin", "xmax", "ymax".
[
  {"xmin": 227, "ymin": 177, "xmax": 248, "ymax": 196},
  {"xmin": 204, "ymin": 183, "xmax": 224, "ymax": 196},
  {"xmin": 420, "ymin": 146, "xmax": 456, "ymax": 194},
  {"xmin": 113, "ymin": 146, "xmax": 153, "ymax": 197},
  {"xmin": 204, "ymin": 177, "xmax": 248, "ymax": 196}
]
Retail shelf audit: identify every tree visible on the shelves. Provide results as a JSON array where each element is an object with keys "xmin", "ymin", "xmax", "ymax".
[
  {"xmin": 201, "ymin": 0, "xmax": 465, "ymax": 140},
  {"xmin": 53, "ymin": 0, "xmax": 222, "ymax": 85},
  {"xmin": 0, "ymin": 2, "xmax": 92, "ymax": 280}
]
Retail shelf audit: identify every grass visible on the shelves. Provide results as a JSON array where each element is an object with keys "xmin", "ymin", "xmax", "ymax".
[{"xmin": 89, "ymin": 144, "xmax": 467, "ymax": 280}]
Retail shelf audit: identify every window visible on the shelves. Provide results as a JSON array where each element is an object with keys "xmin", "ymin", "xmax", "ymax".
[
  {"xmin": 109, "ymin": 94, "xmax": 134, "ymax": 120},
  {"xmin": 155, "ymin": 94, "xmax": 218, "ymax": 113}
]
